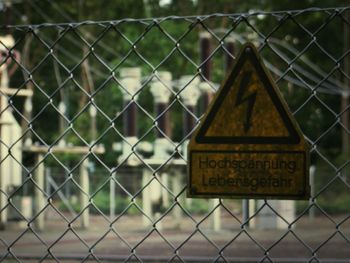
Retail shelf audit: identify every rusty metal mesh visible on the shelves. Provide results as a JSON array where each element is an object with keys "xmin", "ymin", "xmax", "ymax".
[{"xmin": 0, "ymin": 5, "xmax": 349, "ymax": 263}]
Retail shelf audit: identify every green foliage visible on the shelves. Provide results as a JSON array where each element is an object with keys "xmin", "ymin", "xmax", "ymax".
[
  {"xmin": 297, "ymin": 194, "xmax": 350, "ymax": 215},
  {"xmin": 185, "ymin": 199, "xmax": 210, "ymax": 214},
  {"xmin": 318, "ymin": 194, "xmax": 350, "ymax": 214},
  {"xmin": 297, "ymin": 154, "xmax": 350, "ymax": 215},
  {"xmin": 57, "ymin": 199, "xmax": 81, "ymax": 213},
  {"xmin": 92, "ymin": 191, "xmax": 130, "ymax": 214},
  {"xmin": 58, "ymin": 192, "xmax": 134, "ymax": 215}
]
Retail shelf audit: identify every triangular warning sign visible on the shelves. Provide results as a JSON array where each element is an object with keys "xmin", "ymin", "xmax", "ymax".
[
  {"xmin": 196, "ymin": 43, "xmax": 300, "ymax": 145},
  {"xmin": 188, "ymin": 43, "xmax": 310, "ymax": 200}
]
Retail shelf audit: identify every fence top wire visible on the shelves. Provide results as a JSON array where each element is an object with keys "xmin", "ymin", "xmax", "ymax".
[
  {"xmin": 2, "ymin": 5, "xmax": 350, "ymax": 30},
  {"xmin": 0, "ymin": 4, "xmax": 349, "ymax": 263}
]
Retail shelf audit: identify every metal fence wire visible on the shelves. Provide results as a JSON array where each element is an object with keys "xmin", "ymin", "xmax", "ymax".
[{"xmin": 0, "ymin": 5, "xmax": 349, "ymax": 263}]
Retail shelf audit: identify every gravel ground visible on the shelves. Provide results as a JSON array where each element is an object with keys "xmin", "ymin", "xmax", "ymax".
[{"xmin": 0, "ymin": 213, "xmax": 349, "ymax": 262}]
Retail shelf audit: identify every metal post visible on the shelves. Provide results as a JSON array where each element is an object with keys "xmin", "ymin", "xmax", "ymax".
[
  {"xmin": 23, "ymin": 98, "xmax": 33, "ymax": 146},
  {"xmin": 212, "ymin": 199, "xmax": 221, "ymax": 232},
  {"xmin": 309, "ymin": 165, "xmax": 316, "ymax": 220},
  {"xmin": 249, "ymin": 199, "xmax": 256, "ymax": 228},
  {"xmin": 80, "ymin": 159, "xmax": 89, "ymax": 228},
  {"xmin": 89, "ymin": 105, "xmax": 97, "ymax": 143},
  {"xmin": 45, "ymin": 167, "xmax": 51, "ymax": 220},
  {"xmin": 242, "ymin": 199, "xmax": 249, "ymax": 227},
  {"xmin": 142, "ymin": 169, "xmax": 152, "ymax": 227},
  {"xmin": 172, "ymin": 174, "xmax": 182, "ymax": 228},
  {"xmin": 35, "ymin": 153, "xmax": 45, "ymax": 231},
  {"xmin": 161, "ymin": 173, "xmax": 169, "ymax": 208},
  {"xmin": 66, "ymin": 171, "xmax": 71, "ymax": 202},
  {"xmin": 58, "ymin": 101, "xmax": 66, "ymax": 146},
  {"xmin": 110, "ymin": 173, "xmax": 116, "ymax": 220}
]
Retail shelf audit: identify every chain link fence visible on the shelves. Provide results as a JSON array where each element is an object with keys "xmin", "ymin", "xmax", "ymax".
[{"xmin": 0, "ymin": 5, "xmax": 349, "ymax": 262}]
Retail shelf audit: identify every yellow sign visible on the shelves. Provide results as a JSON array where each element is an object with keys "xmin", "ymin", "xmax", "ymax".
[{"xmin": 188, "ymin": 43, "xmax": 310, "ymax": 200}]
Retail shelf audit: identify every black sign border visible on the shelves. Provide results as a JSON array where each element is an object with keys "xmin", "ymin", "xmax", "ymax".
[
  {"xmin": 195, "ymin": 44, "xmax": 301, "ymax": 145},
  {"xmin": 188, "ymin": 150, "xmax": 308, "ymax": 199}
]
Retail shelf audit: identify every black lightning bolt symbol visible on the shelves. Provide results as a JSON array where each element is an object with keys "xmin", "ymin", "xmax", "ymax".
[{"xmin": 234, "ymin": 71, "xmax": 257, "ymax": 133}]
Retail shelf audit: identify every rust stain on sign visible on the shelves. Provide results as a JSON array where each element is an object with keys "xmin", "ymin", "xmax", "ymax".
[{"xmin": 188, "ymin": 43, "xmax": 310, "ymax": 200}]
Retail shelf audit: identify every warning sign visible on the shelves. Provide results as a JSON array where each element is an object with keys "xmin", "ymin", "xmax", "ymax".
[{"xmin": 188, "ymin": 43, "xmax": 310, "ymax": 200}]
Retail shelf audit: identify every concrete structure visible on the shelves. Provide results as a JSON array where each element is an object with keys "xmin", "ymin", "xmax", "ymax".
[
  {"xmin": 0, "ymin": 95, "xmax": 23, "ymax": 224},
  {"xmin": 23, "ymin": 145, "xmax": 105, "ymax": 231},
  {"xmin": 118, "ymin": 67, "xmax": 142, "ymax": 166},
  {"xmin": 80, "ymin": 159, "xmax": 90, "ymax": 228},
  {"xmin": 150, "ymin": 71, "xmax": 173, "ymax": 159},
  {"xmin": 149, "ymin": 71, "xmax": 173, "ymax": 211},
  {"xmin": 140, "ymin": 159, "xmax": 186, "ymax": 227},
  {"xmin": 0, "ymin": 35, "xmax": 24, "ymax": 224},
  {"xmin": 34, "ymin": 154, "xmax": 45, "ymax": 231}
]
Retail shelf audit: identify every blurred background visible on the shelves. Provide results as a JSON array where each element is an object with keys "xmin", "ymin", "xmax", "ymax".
[{"xmin": 0, "ymin": 0, "xmax": 349, "ymax": 262}]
